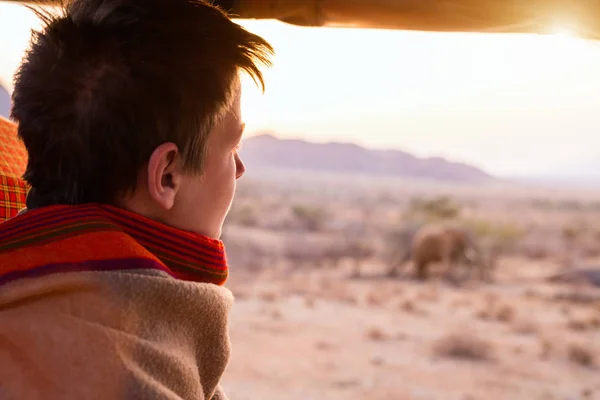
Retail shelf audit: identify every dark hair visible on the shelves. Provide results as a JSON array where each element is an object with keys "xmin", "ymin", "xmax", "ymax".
[{"xmin": 11, "ymin": 0, "xmax": 273, "ymax": 206}]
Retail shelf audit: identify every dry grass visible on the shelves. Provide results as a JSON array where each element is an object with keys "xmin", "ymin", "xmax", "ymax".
[
  {"xmin": 568, "ymin": 342, "xmax": 596, "ymax": 367},
  {"xmin": 433, "ymin": 332, "xmax": 493, "ymax": 361}
]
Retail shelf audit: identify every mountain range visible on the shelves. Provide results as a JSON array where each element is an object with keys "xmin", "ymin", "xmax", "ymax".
[
  {"xmin": 239, "ymin": 133, "xmax": 492, "ymax": 183},
  {"xmin": 0, "ymin": 83, "xmax": 10, "ymax": 118}
]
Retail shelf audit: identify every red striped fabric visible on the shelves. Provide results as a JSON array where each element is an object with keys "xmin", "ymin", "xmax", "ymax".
[{"xmin": 0, "ymin": 203, "xmax": 228, "ymax": 286}]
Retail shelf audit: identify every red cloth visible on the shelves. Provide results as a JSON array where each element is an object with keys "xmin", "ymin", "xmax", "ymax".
[{"xmin": 0, "ymin": 203, "xmax": 229, "ymax": 286}]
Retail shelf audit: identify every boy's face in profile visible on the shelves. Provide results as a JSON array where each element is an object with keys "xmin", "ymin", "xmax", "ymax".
[
  {"xmin": 167, "ymin": 82, "xmax": 246, "ymax": 238},
  {"xmin": 129, "ymin": 80, "xmax": 246, "ymax": 239}
]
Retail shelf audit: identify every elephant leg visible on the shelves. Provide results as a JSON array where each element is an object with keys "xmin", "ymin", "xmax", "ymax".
[{"xmin": 416, "ymin": 261, "xmax": 428, "ymax": 280}]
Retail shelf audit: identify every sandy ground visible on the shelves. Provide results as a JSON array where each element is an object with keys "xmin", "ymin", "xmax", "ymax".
[{"xmin": 220, "ymin": 259, "xmax": 600, "ymax": 400}]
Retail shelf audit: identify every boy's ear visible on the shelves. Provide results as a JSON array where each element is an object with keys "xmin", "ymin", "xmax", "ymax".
[{"xmin": 146, "ymin": 142, "xmax": 182, "ymax": 210}]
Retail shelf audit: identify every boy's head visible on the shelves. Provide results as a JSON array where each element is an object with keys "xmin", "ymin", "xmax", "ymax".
[{"xmin": 11, "ymin": 0, "xmax": 273, "ymax": 238}]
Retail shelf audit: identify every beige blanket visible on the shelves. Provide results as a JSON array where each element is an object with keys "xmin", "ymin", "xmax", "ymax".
[{"xmin": 0, "ymin": 268, "xmax": 233, "ymax": 399}]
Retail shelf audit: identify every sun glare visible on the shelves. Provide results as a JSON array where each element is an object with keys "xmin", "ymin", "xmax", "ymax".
[{"xmin": 547, "ymin": 22, "xmax": 577, "ymax": 39}]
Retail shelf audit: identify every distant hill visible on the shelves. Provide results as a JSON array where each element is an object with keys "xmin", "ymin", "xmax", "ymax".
[
  {"xmin": 0, "ymin": 84, "xmax": 10, "ymax": 119},
  {"xmin": 239, "ymin": 134, "xmax": 492, "ymax": 183}
]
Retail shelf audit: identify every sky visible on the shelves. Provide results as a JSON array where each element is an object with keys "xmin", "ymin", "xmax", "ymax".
[{"xmin": 1, "ymin": 2, "xmax": 600, "ymax": 177}]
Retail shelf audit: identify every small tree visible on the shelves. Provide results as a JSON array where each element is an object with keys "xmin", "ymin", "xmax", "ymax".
[
  {"xmin": 291, "ymin": 204, "xmax": 327, "ymax": 232},
  {"xmin": 405, "ymin": 196, "xmax": 461, "ymax": 223}
]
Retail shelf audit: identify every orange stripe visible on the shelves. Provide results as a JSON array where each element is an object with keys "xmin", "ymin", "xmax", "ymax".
[{"xmin": 0, "ymin": 231, "xmax": 161, "ymax": 277}]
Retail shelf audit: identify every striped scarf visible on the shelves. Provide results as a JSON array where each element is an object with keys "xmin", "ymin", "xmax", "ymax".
[{"xmin": 0, "ymin": 203, "xmax": 228, "ymax": 286}]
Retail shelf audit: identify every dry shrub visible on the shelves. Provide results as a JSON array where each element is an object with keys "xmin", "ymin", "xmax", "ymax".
[
  {"xmin": 450, "ymin": 297, "xmax": 471, "ymax": 309},
  {"xmin": 315, "ymin": 340, "xmax": 335, "ymax": 351},
  {"xmin": 568, "ymin": 342, "xmax": 596, "ymax": 367},
  {"xmin": 270, "ymin": 309, "xmax": 283, "ymax": 320},
  {"xmin": 366, "ymin": 327, "xmax": 390, "ymax": 341},
  {"xmin": 319, "ymin": 278, "xmax": 334, "ymax": 292},
  {"xmin": 433, "ymin": 333, "xmax": 493, "ymax": 361},
  {"xmin": 329, "ymin": 285, "xmax": 358, "ymax": 305},
  {"xmin": 569, "ymin": 314, "xmax": 600, "ymax": 330},
  {"xmin": 483, "ymin": 292, "xmax": 499, "ymax": 307},
  {"xmin": 518, "ymin": 237, "xmax": 553, "ymax": 259},
  {"xmin": 474, "ymin": 309, "xmax": 491, "ymax": 320},
  {"xmin": 371, "ymin": 355, "xmax": 385, "ymax": 366},
  {"xmin": 539, "ymin": 338, "xmax": 554, "ymax": 360},
  {"xmin": 416, "ymin": 286, "xmax": 440, "ymax": 303},
  {"xmin": 392, "ymin": 286, "xmax": 405, "ymax": 296},
  {"xmin": 365, "ymin": 291, "xmax": 385, "ymax": 307},
  {"xmin": 259, "ymin": 291, "xmax": 278, "ymax": 303},
  {"xmin": 304, "ymin": 295, "xmax": 316, "ymax": 309},
  {"xmin": 495, "ymin": 304, "xmax": 516, "ymax": 323},
  {"xmin": 341, "ymin": 294, "xmax": 359, "ymax": 305},
  {"xmin": 554, "ymin": 292, "xmax": 599, "ymax": 305},
  {"xmin": 523, "ymin": 289, "xmax": 539, "ymax": 299},
  {"xmin": 399, "ymin": 299, "xmax": 417, "ymax": 313},
  {"xmin": 513, "ymin": 319, "xmax": 539, "ymax": 335},
  {"xmin": 568, "ymin": 319, "xmax": 588, "ymax": 332}
]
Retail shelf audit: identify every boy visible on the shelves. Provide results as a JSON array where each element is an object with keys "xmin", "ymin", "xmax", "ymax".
[{"xmin": 0, "ymin": 0, "xmax": 273, "ymax": 398}]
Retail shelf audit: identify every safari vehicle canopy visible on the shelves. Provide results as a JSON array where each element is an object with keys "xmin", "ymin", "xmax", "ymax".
[
  {"xmin": 5, "ymin": 0, "xmax": 600, "ymax": 38},
  {"xmin": 1, "ymin": 0, "xmax": 600, "ymax": 220}
]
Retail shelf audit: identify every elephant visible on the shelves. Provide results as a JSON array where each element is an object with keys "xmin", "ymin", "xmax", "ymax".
[{"xmin": 387, "ymin": 223, "xmax": 490, "ymax": 282}]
